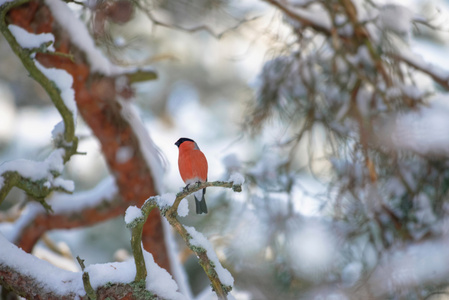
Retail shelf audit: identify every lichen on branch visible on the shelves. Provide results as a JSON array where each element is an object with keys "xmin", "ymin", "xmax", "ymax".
[
  {"xmin": 0, "ymin": 0, "xmax": 80, "ymax": 211},
  {"xmin": 0, "ymin": 0, "xmax": 77, "ymax": 149},
  {"xmin": 0, "ymin": 149, "xmax": 74, "ymax": 209},
  {"xmin": 129, "ymin": 179, "xmax": 244, "ymax": 300}
]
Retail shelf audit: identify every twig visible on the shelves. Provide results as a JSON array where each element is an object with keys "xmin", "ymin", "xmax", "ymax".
[
  {"xmin": 338, "ymin": 0, "xmax": 392, "ymax": 88},
  {"xmin": 167, "ymin": 180, "xmax": 242, "ymax": 217},
  {"xmin": 388, "ymin": 51, "xmax": 449, "ymax": 91},
  {"xmin": 125, "ymin": 69, "xmax": 158, "ymax": 83},
  {"xmin": 126, "ymin": 201, "xmax": 156, "ymax": 282},
  {"xmin": 263, "ymin": 0, "xmax": 331, "ymax": 34},
  {"xmin": 76, "ymin": 256, "xmax": 96, "ymax": 300},
  {"xmin": 136, "ymin": 1, "xmax": 259, "ymax": 39},
  {"xmin": 0, "ymin": 171, "xmax": 71, "ymax": 209}
]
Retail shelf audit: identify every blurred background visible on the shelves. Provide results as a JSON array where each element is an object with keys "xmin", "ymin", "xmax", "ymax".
[{"xmin": 2, "ymin": 0, "xmax": 449, "ymax": 299}]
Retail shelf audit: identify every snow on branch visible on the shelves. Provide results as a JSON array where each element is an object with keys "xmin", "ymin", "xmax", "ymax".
[
  {"xmin": 0, "ymin": 233, "xmax": 185, "ymax": 299},
  {"xmin": 0, "ymin": 0, "xmax": 80, "ymax": 214},
  {"xmin": 2, "ymin": 0, "xmax": 170, "ymax": 270},
  {"xmin": 0, "ymin": 0, "xmax": 77, "ymax": 148},
  {"xmin": 185, "ymin": 225, "xmax": 234, "ymax": 287},
  {"xmin": 0, "ymin": 176, "xmax": 119, "ymax": 244},
  {"xmin": 135, "ymin": 0, "xmax": 260, "ymax": 39},
  {"xmin": 263, "ymin": 0, "xmax": 449, "ymax": 94},
  {"xmin": 118, "ymin": 98, "xmax": 166, "ymax": 193},
  {"xmin": 253, "ymin": 2, "xmax": 449, "ymax": 297},
  {"xmin": 0, "ymin": 175, "xmax": 189, "ymax": 299},
  {"xmin": 0, "ymin": 0, "xmax": 177, "ymax": 297},
  {"xmin": 388, "ymin": 49, "xmax": 449, "ymax": 91},
  {"xmin": 351, "ymin": 235, "xmax": 449, "ymax": 298},
  {"xmin": 45, "ymin": 0, "xmax": 157, "ymax": 80},
  {"xmin": 264, "ymin": 0, "xmax": 332, "ymax": 34},
  {"xmin": 8, "ymin": 24, "xmax": 54, "ymax": 50},
  {"xmin": 0, "ymin": 149, "xmax": 73, "ymax": 211},
  {"xmin": 127, "ymin": 178, "xmax": 244, "ymax": 300},
  {"xmin": 0, "ymin": 233, "xmax": 84, "ymax": 298}
]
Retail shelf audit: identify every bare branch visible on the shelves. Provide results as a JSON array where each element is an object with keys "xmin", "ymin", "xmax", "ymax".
[
  {"xmin": 135, "ymin": 1, "xmax": 260, "ymax": 39},
  {"xmin": 388, "ymin": 51, "xmax": 449, "ymax": 91}
]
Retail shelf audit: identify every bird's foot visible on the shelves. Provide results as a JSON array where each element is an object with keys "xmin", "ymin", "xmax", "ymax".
[{"xmin": 183, "ymin": 183, "xmax": 191, "ymax": 192}]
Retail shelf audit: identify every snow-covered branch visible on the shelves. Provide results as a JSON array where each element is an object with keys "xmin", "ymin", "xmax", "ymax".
[
  {"xmin": 263, "ymin": 0, "xmax": 331, "ymax": 35},
  {"xmin": 0, "ymin": 176, "xmax": 190, "ymax": 299},
  {"xmin": 388, "ymin": 50, "xmax": 449, "ymax": 91},
  {"xmin": 249, "ymin": 1, "xmax": 449, "ymax": 298},
  {"xmin": 0, "ymin": 149, "xmax": 74, "ymax": 210},
  {"xmin": 0, "ymin": 0, "xmax": 81, "ymax": 213},
  {"xmin": 166, "ymin": 178, "xmax": 243, "ymax": 217},
  {"xmin": 0, "ymin": 233, "xmax": 185, "ymax": 299},
  {"xmin": 0, "ymin": 0, "xmax": 78, "ymax": 150},
  {"xmin": 126, "ymin": 177, "xmax": 244, "ymax": 300},
  {"xmin": 0, "ymin": 176, "xmax": 120, "ymax": 249},
  {"xmin": 135, "ymin": 0, "xmax": 260, "ymax": 39},
  {"xmin": 1, "ymin": 0, "xmax": 171, "ymax": 273}
]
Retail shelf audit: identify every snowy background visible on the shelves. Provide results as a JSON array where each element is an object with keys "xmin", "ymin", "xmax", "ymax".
[{"xmin": 2, "ymin": 0, "xmax": 449, "ymax": 299}]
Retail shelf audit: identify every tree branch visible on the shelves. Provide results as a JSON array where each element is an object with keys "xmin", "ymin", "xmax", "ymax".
[
  {"xmin": 136, "ymin": 1, "xmax": 260, "ymax": 39},
  {"xmin": 126, "ymin": 205, "xmax": 153, "ymax": 282},
  {"xmin": 0, "ymin": 149, "xmax": 74, "ymax": 209},
  {"xmin": 263, "ymin": 0, "xmax": 332, "ymax": 35},
  {"xmin": 388, "ymin": 51, "xmax": 449, "ymax": 91},
  {"xmin": 133, "ymin": 180, "xmax": 243, "ymax": 300},
  {"xmin": 76, "ymin": 256, "xmax": 96, "ymax": 300},
  {"xmin": 0, "ymin": 250, "xmax": 167, "ymax": 299},
  {"xmin": 2, "ymin": 0, "xmax": 170, "ymax": 271},
  {"xmin": 167, "ymin": 180, "xmax": 242, "ymax": 217},
  {"xmin": 3, "ymin": 177, "xmax": 122, "ymax": 251},
  {"xmin": 0, "ymin": 0, "xmax": 79, "ymax": 213},
  {"xmin": 0, "ymin": 264, "xmax": 78, "ymax": 300},
  {"xmin": 0, "ymin": 0, "xmax": 77, "ymax": 150},
  {"xmin": 1, "ymin": 228, "xmax": 185, "ymax": 299}
]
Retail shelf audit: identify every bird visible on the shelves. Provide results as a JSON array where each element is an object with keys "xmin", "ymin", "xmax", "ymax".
[{"xmin": 175, "ymin": 137, "xmax": 208, "ymax": 214}]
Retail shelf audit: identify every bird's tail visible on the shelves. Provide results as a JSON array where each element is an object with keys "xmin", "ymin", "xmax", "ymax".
[{"xmin": 194, "ymin": 188, "xmax": 207, "ymax": 214}]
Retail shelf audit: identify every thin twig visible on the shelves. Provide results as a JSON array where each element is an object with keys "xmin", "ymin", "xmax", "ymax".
[
  {"xmin": 76, "ymin": 256, "xmax": 96, "ymax": 300},
  {"xmin": 136, "ymin": 1, "xmax": 260, "ymax": 39}
]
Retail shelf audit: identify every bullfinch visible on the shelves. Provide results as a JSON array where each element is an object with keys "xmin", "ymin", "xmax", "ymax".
[{"xmin": 175, "ymin": 138, "xmax": 208, "ymax": 214}]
